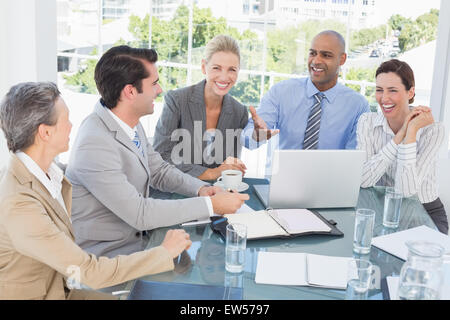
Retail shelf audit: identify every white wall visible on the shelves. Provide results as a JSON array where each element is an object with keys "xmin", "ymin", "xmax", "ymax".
[
  {"xmin": 431, "ymin": 0, "xmax": 450, "ymax": 158},
  {"xmin": 0, "ymin": 0, "xmax": 57, "ymax": 169},
  {"xmin": 0, "ymin": 5, "xmax": 6, "ymax": 99},
  {"xmin": 0, "ymin": 0, "xmax": 57, "ymax": 95}
]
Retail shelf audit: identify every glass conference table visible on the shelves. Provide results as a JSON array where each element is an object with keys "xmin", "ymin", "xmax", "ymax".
[{"xmin": 120, "ymin": 178, "xmax": 436, "ymax": 300}]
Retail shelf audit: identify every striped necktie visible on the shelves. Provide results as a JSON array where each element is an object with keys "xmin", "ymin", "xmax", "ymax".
[
  {"xmin": 303, "ymin": 93, "xmax": 324, "ymax": 150},
  {"xmin": 132, "ymin": 131, "xmax": 144, "ymax": 157}
]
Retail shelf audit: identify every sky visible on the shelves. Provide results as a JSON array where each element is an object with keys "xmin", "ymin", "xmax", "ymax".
[{"xmin": 376, "ymin": 0, "xmax": 441, "ymax": 21}]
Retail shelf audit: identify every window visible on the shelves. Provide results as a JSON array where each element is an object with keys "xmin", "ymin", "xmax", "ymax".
[{"xmin": 56, "ymin": 0, "xmax": 444, "ymax": 168}]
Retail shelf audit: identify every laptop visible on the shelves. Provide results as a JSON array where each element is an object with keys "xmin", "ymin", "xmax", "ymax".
[{"xmin": 254, "ymin": 150, "xmax": 366, "ymax": 209}]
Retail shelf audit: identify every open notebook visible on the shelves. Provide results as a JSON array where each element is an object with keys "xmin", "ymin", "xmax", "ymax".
[
  {"xmin": 255, "ymin": 252, "xmax": 354, "ymax": 290},
  {"xmin": 220, "ymin": 209, "xmax": 343, "ymax": 240}
]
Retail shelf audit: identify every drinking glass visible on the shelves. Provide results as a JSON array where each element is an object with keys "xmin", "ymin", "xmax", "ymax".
[
  {"xmin": 346, "ymin": 259, "xmax": 373, "ymax": 300},
  {"xmin": 383, "ymin": 187, "xmax": 403, "ymax": 228},
  {"xmin": 225, "ymin": 223, "xmax": 247, "ymax": 273},
  {"xmin": 353, "ymin": 209, "xmax": 375, "ymax": 255}
]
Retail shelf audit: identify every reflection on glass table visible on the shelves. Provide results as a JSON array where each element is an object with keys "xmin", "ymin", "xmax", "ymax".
[{"xmin": 120, "ymin": 179, "xmax": 436, "ymax": 300}]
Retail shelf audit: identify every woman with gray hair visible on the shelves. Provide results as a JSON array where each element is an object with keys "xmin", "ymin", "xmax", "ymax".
[
  {"xmin": 0, "ymin": 82, "xmax": 192, "ymax": 300},
  {"xmin": 153, "ymin": 34, "xmax": 249, "ymax": 182}
]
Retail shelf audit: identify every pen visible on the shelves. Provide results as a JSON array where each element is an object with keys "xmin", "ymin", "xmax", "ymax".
[
  {"xmin": 111, "ymin": 290, "xmax": 130, "ymax": 296},
  {"xmin": 212, "ymin": 217, "xmax": 227, "ymax": 225}
]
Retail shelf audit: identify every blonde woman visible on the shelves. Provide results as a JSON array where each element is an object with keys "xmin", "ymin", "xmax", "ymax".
[{"xmin": 153, "ymin": 35, "xmax": 248, "ymax": 181}]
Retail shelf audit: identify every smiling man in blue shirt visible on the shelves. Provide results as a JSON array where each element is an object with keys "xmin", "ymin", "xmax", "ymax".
[{"xmin": 241, "ymin": 30, "xmax": 370, "ymax": 150}]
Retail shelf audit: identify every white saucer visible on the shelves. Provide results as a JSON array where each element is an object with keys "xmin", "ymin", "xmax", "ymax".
[{"xmin": 213, "ymin": 181, "xmax": 249, "ymax": 192}]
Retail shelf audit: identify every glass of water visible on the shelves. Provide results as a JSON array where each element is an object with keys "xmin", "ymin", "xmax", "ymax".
[
  {"xmin": 353, "ymin": 209, "xmax": 376, "ymax": 255},
  {"xmin": 225, "ymin": 223, "xmax": 247, "ymax": 273},
  {"xmin": 383, "ymin": 187, "xmax": 403, "ymax": 228},
  {"xmin": 346, "ymin": 259, "xmax": 373, "ymax": 300}
]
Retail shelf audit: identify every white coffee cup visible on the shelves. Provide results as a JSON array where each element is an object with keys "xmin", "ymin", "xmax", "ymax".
[{"xmin": 217, "ymin": 170, "xmax": 242, "ymax": 190}]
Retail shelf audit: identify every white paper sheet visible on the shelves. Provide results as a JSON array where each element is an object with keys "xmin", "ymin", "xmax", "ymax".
[
  {"xmin": 306, "ymin": 254, "xmax": 353, "ymax": 289},
  {"xmin": 255, "ymin": 252, "xmax": 308, "ymax": 286},
  {"xmin": 386, "ymin": 276, "xmax": 399, "ymax": 300},
  {"xmin": 270, "ymin": 209, "xmax": 331, "ymax": 234},
  {"xmin": 225, "ymin": 211, "xmax": 288, "ymax": 239},
  {"xmin": 233, "ymin": 203, "xmax": 255, "ymax": 215},
  {"xmin": 181, "ymin": 203, "xmax": 254, "ymax": 226},
  {"xmin": 371, "ymin": 225, "xmax": 450, "ymax": 261},
  {"xmin": 255, "ymin": 252, "xmax": 350, "ymax": 289}
]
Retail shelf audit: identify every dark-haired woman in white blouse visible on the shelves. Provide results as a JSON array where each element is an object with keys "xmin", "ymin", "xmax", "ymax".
[{"xmin": 357, "ymin": 59, "xmax": 448, "ymax": 234}]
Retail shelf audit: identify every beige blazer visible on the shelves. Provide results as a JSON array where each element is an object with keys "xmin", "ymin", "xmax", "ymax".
[{"xmin": 0, "ymin": 154, "xmax": 174, "ymax": 300}]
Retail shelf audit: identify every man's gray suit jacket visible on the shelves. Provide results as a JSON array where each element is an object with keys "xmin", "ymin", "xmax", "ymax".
[{"xmin": 65, "ymin": 101, "xmax": 210, "ymax": 258}]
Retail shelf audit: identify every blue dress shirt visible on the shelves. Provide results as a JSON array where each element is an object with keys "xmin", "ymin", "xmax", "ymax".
[{"xmin": 241, "ymin": 77, "xmax": 370, "ymax": 150}]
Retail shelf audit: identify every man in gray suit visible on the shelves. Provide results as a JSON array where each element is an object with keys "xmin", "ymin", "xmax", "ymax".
[{"xmin": 66, "ymin": 46, "xmax": 248, "ymax": 258}]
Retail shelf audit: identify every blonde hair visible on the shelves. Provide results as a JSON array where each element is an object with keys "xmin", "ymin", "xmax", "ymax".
[{"xmin": 204, "ymin": 35, "xmax": 240, "ymax": 64}]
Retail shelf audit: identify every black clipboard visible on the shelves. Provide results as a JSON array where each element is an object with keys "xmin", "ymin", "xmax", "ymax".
[{"xmin": 210, "ymin": 209, "xmax": 343, "ymax": 241}]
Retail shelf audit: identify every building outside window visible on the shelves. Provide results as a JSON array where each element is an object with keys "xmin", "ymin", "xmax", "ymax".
[{"xmin": 56, "ymin": 0, "xmax": 444, "ymax": 171}]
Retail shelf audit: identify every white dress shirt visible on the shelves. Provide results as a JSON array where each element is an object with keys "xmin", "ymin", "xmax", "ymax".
[
  {"xmin": 106, "ymin": 108, "xmax": 214, "ymax": 216},
  {"xmin": 16, "ymin": 152, "xmax": 69, "ymax": 217},
  {"xmin": 357, "ymin": 112, "xmax": 445, "ymax": 203},
  {"xmin": 107, "ymin": 108, "xmax": 137, "ymax": 141}
]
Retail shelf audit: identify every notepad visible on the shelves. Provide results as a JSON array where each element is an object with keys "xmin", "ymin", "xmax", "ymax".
[
  {"xmin": 255, "ymin": 252, "xmax": 353, "ymax": 290},
  {"xmin": 224, "ymin": 208, "xmax": 335, "ymax": 240},
  {"xmin": 386, "ymin": 276, "xmax": 399, "ymax": 300},
  {"xmin": 371, "ymin": 225, "xmax": 450, "ymax": 261}
]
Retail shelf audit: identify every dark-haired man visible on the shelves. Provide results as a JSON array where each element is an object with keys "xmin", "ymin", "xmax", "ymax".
[{"xmin": 66, "ymin": 46, "xmax": 248, "ymax": 258}]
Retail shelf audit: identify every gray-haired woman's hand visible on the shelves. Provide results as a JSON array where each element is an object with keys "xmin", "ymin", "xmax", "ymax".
[{"xmin": 161, "ymin": 229, "xmax": 192, "ymax": 258}]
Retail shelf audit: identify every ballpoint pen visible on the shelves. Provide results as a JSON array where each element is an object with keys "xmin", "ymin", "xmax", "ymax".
[{"xmin": 111, "ymin": 290, "xmax": 130, "ymax": 296}]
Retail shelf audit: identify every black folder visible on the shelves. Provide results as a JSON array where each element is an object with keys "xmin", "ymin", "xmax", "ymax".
[
  {"xmin": 127, "ymin": 279, "xmax": 243, "ymax": 300},
  {"xmin": 380, "ymin": 277, "xmax": 391, "ymax": 300},
  {"xmin": 210, "ymin": 209, "xmax": 343, "ymax": 241}
]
